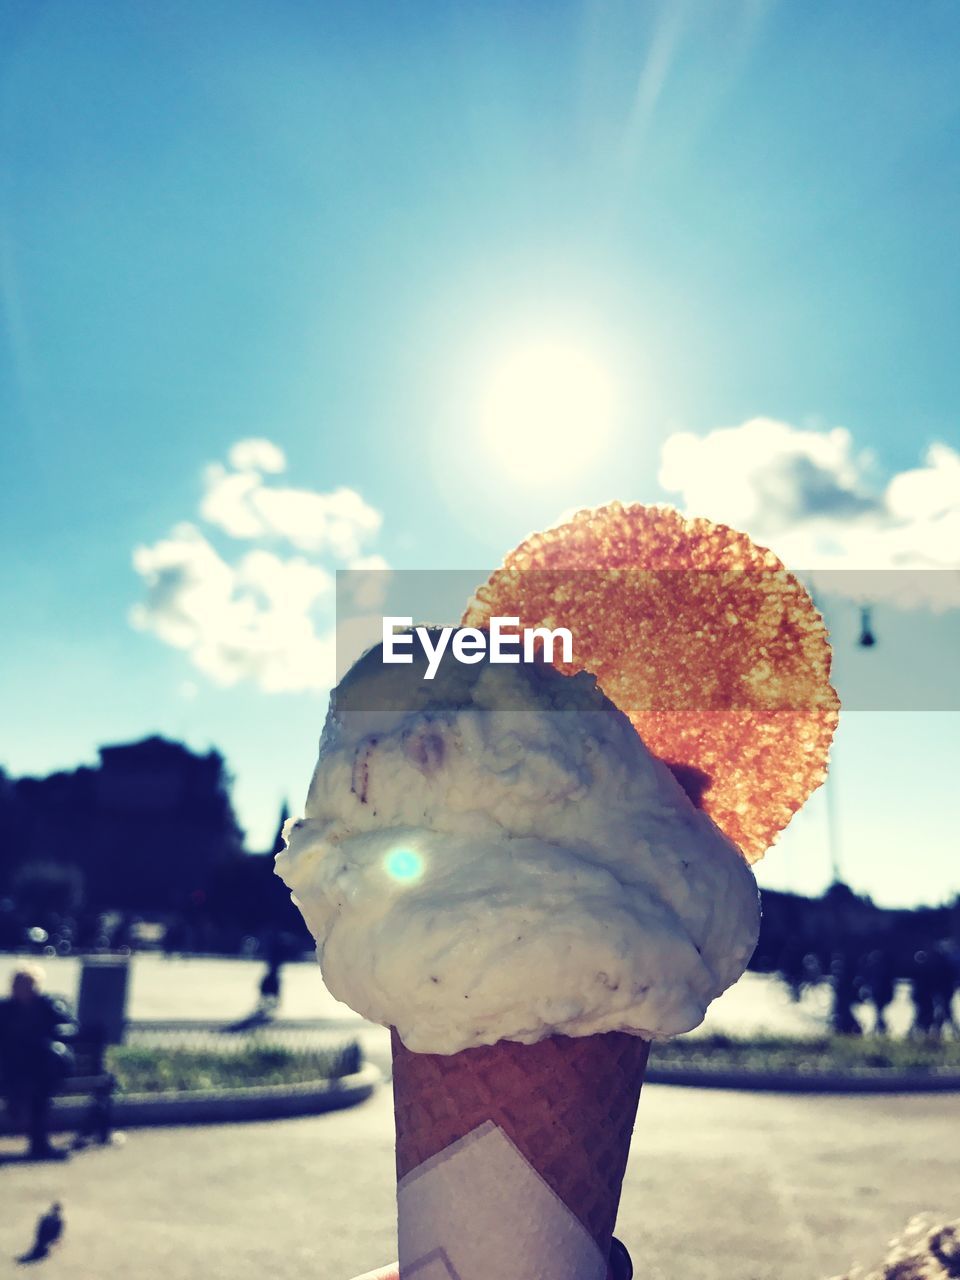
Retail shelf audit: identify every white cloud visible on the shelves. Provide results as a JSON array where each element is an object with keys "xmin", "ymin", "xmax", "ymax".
[
  {"xmin": 659, "ymin": 418, "xmax": 879, "ymax": 534},
  {"xmin": 886, "ymin": 443, "xmax": 960, "ymax": 520},
  {"xmin": 131, "ymin": 440, "xmax": 386, "ymax": 692},
  {"xmin": 348, "ymin": 554, "xmax": 391, "ymax": 573},
  {"xmin": 228, "ymin": 438, "xmax": 287, "ymax": 474},
  {"xmin": 200, "ymin": 444, "xmax": 381, "ymax": 558},
  {"xmin": 658, "ymin": 418, "xmax": 960, "ymax": 610}
]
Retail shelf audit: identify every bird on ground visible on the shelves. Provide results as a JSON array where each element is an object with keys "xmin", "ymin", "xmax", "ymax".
[{"xmin": 17, "ymin": 1202, "xmax": 64, "ymax": 1264}]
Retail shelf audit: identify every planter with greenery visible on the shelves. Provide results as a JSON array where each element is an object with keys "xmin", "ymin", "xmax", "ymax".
[
  {"xmin": 649, "ymin": 1033, "xmax": 960, "ymax": 1082},
  {"xmin": 106, "ymin": 1041, "xmax": 363, "ymax": 1094}
]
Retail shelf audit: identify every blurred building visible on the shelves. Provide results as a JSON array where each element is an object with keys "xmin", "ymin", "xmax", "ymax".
[
  {"xmin": 0, "ymin": 736, "xmax": 243, "ymax": 914},
  {"xmin": 753, "ymin": 881, "xmax": 960, "ymax": 976}
]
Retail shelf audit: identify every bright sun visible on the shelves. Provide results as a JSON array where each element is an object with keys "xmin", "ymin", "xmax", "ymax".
[{"xmin": 478, "ymin": 337, "xmax": 619, "ymax": 482}]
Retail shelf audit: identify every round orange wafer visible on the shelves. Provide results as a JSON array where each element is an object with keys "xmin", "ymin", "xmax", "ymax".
[{"xmin": 464, "ymin": 502, "xmax": 839, "ymax": 862}]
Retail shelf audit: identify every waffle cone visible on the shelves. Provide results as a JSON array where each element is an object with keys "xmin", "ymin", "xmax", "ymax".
[{"xmin": 392, "ymin": 1028, "xmax": 650, "ymax": 1257}]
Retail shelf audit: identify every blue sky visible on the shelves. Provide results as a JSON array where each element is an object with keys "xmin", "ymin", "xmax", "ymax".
[{"xmin": 2, "ymin": 0, "xmax": 958, "ymax": 906}]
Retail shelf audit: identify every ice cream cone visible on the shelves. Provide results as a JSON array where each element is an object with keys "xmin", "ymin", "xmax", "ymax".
[{"xmin": 391, "ymin": 1027, "xmax": 650, "ymax": 1264}]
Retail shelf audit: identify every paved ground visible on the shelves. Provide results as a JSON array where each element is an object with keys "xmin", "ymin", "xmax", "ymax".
[
  {"xmin": 2, "ymin": 955, "xmax": 955, "ymax": 1278},
  {"xmin": 2, "ymin": 1083, "xmax": 958, "ymax": 1280}
]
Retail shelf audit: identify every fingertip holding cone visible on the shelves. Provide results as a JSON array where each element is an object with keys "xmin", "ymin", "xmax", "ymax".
[{"xmin": 391, "ymin": 1028, "xmax": 650, "ymax": 1260}]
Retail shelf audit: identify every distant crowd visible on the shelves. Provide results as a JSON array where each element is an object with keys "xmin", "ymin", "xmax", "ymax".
[
  {"xmin": 2, "ymin": 893, "xmax": 959, "ymax": 1040},
  {"xmin": 774, "ymin": 938, "xmax": 960, "ymax": 1040}
]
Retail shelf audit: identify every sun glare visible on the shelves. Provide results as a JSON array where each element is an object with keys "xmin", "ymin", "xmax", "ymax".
[{"xmin": 478, "ymin": 337, "xmax": 618, "ymax": 482}]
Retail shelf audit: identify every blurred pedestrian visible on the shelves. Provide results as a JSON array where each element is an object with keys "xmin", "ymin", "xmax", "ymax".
[
  {"xmin": 257, "ymin": 958, "xmax": 282, "ymax": 1017},
  {"xmin": 910, "ymin": 950, "xmax": 937, "ymax": 1039},
  {"xmin": 829, "ymin": 949, "xmax": 862, "ymax": 1036},
  {"xmin": 163, "ymin": 916, "xmax": 186, "ymax": 956},
  {"xmin": 863, "ymin": 948, "xmax": 896, "ymax": 1035},
  {"xmin": 0, "ymin": 965, "xmax": 76, "ymax": 1159},
  {"xmin": 777, "ymin": 938, "xmax": 807, "ymax": 1003},
  {"xmin": 943, "ymin": 940, "xmax": 960, "ymax": 1034},
  {"xmin": 929, "ymin": 943, "xmax": 958, "ymax": 1039}
]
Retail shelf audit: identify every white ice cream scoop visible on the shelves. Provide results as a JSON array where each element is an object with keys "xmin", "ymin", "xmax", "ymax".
[{"xmin": 276, "ymin": 631, "xmax": 760, "ymax": 1055}]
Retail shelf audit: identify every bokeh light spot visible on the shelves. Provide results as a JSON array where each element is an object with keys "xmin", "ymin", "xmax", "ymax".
[{"xmin": 384, "ymin": 847, "xmax": 424, "ymax": 883}]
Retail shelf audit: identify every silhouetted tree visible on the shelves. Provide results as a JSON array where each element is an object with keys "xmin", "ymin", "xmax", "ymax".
[{"xmin": 0, "ymin": 737, "xmax": 244, "ymax": 915}]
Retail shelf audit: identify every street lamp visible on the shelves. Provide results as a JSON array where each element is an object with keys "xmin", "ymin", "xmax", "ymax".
[
  {"xmin": 816, "ymin": 595, "xmax": 879, "ymax": 887},
  {"xmin": 858, "ymin": 606, "xmax": 877, "ymax": 648}
]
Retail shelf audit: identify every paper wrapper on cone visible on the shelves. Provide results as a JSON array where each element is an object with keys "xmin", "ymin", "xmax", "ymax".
[{"xmin": 392, "ymin": 1028, "xmax": 650, "ymax": 1279}]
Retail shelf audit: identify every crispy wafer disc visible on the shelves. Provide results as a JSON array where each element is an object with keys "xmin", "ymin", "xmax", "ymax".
[{"xmin": 464, "ymin": 503, "xmax": 839, "ymax": 862}]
